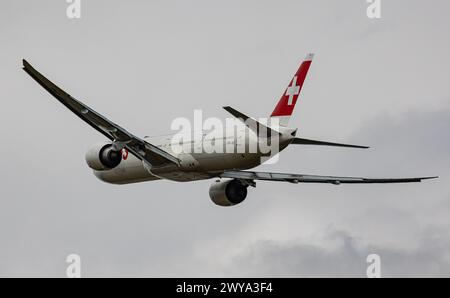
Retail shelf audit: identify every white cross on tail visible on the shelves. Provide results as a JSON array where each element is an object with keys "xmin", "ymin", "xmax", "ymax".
[{"xmin": 286, "ymin": 76, "xmax": 300, "ymax": 105}]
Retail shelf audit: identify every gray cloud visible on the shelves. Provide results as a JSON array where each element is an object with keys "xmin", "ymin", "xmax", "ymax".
[
  {"xmin": 199, "ymin": 104, "xmax": 450, "ymax": 277},
  {"xmin": 228, "ymin": 224, "xmax": 450, "ymax": 277}
]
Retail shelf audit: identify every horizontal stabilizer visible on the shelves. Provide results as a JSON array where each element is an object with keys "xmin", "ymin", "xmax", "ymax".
[
  {"xmin": 223, "ymin": 106, "xmax": 281, "ymax": 137},
  {"xmin": 291, "ymin": 137, "xmax": 369, "ymax": 149}
]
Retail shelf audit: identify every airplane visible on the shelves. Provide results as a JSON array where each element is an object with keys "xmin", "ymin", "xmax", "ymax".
[{"xmin": 22, "ymin": 54, "xmax": 437, "ymax": 206}]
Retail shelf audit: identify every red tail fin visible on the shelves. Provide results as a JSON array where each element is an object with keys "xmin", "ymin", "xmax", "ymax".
[{"xmin": 271, "ymin": 53, "xmax": 314, "ymax": 126}]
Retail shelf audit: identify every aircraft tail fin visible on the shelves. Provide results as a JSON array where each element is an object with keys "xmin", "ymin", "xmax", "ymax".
[{"xmin": 270, "ymin": 53, "xmax": 314, "ymax": 127}]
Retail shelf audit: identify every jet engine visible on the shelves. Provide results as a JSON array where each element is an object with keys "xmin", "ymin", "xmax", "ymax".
[
  {"xmin": 85, "ymin": 142, "xmax": 123, "ymax": 171},
  {"xmin": 209, "ymin": 179, "xmax": 248, "ymax": 206}
]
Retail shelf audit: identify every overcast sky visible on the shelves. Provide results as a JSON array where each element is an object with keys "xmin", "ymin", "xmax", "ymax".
[{"xmin": 0, "ymin": 0, "xmax": 449, "ymax": 277}]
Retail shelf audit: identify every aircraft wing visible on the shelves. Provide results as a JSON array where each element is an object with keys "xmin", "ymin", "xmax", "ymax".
[
  {"xmin": 22, "ymin": 59, "xmax": 180, "ymax": 167},
  {"xmin": 219, "ymin": 170, "xmax": 437, "ymax": 185}
]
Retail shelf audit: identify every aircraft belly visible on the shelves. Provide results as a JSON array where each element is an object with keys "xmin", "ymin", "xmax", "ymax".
[
  {"xmin": 194, "ymin": 152, "xmax": 261, "ymax": 171},
  {"xmin": 151, "ymin": 171, "xmax": 211, "ymax": 182},
  {"xmin": 145, "ymin": 153, "xmax": 261, "ymax": 182},
  {"xmin": 94, "ymin": 150, "xmax": 262, "ymax": 184}
]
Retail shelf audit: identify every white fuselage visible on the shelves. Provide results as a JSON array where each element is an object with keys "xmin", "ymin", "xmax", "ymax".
[{"xmin": 94, "ymin": 123, "xmax": 295, "ymax": 184}]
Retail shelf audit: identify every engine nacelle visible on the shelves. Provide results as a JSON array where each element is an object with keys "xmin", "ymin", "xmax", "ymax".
[
  {"xmin": 85, "ymin": 142, "xmax": 122, "ymax": 171},
  {"xmin": 209, "ymin": 179, "xmax": 248, "ymax": 206}
]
